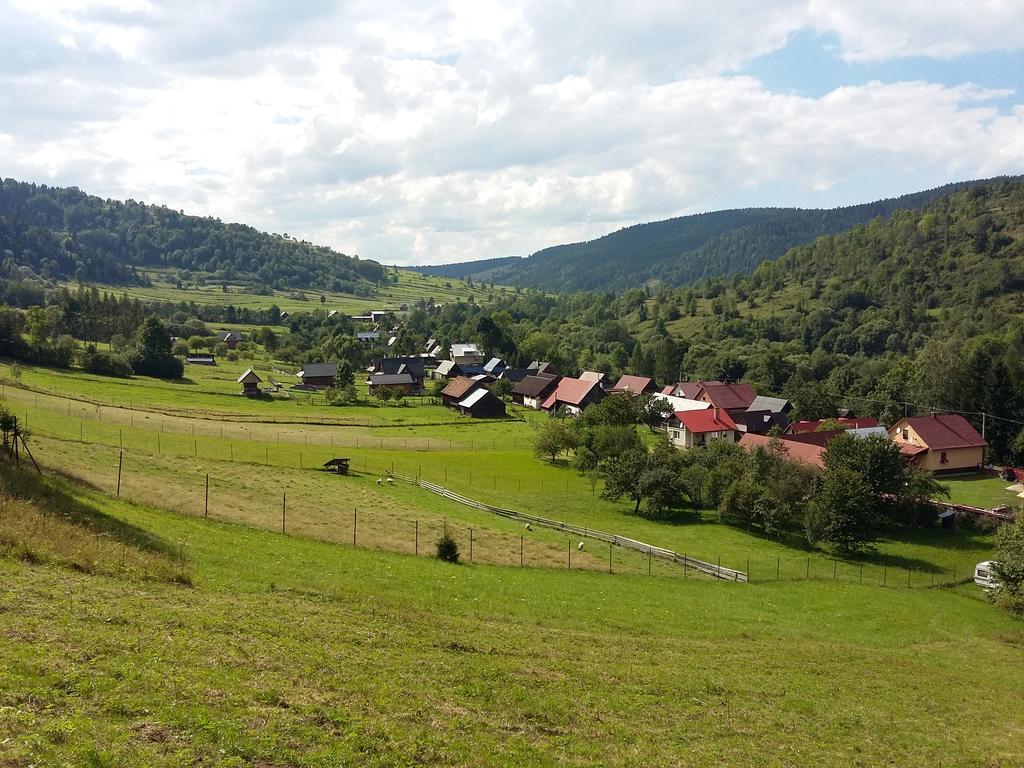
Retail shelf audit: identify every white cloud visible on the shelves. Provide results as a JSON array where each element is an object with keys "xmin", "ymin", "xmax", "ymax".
[{"xmin": 1, "ymin": 0, "xmax": 1023, "ymax": 265}]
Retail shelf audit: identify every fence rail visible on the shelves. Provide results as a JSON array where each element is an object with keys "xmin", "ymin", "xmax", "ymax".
[{"xmin": 392, "ymin": 472, "xmax": 748, "ymax": 582}]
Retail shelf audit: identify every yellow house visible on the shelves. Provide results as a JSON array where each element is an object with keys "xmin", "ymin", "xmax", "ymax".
[{"xmin": 888, "ymin": 414, "xmax": 987, "ymax": 473}]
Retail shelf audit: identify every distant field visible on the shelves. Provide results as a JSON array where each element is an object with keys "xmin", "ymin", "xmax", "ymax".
[
  {"xmin": 0, "ymin": 360, "xmax": 1001, "ymax": 587},
  {"xmin": 70, "ymin": 267, "xmax": 513, "ymax": 313},
  {"xmin": 2, "ymin": 470, "xmax": 1023, "ymax": 767}
]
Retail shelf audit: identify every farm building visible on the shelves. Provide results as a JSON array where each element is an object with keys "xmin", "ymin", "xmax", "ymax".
[
  {"xmin": 483, "ymin": 357, "xmax": 507, "ymax": 376},
  {"xmin": 186, "ymin": 354, "xmax": 216, "ymax": 365},
  {"xmin": 356, "ymin": 331, "xmax": 381, "ymax": 345},
  {"xmin": 666, "ymin": 408, "xmax": 738, "ymax": 449},
  {"xmin": 737, "ymin": 396, "xmax": 792, "ymax": 435},
  {"xmin": 456, "ymin": 387, "xmax": 506, "ymax": 418},
  {"xmin": 367, "ymin": 372, "xmax": 415, "ymax": 395},
  {"xmin": 888, "ymin": 414, "xmax": 988, "ymax": 473},
  {"xmin": 695, "ymin": 382, "xmax": 758, "ymax": 416},
  {"xmin": 511, "ymin": 374, "xmax": 560, "ymax": 408},
  {"xmin": 578, "ymin": 371, "xmax": 607, "ymax": 388},
  {"xmin": 440, "ymin": 376, "xmax": 481, "ymax": 408},
  {"xmin": 432, "ymin": 360, "xmax": 461, "ymax": 379},
  {"xmin": 219, "ymin": 331, "xmax": 243, "ymax": 349},
  {"xmin": 527, "ymin": 360, "xmax": 557, "ymax": 376},
  {"xmin": 297, "ymin": 362, "xmax": 337, "ymax": 388},
  {"xmin": 539, "ymin": 377, "xmax": 604, "ymax": 415},
  {"xmin": 237, "ymin": 368, "xmax": 262, "ymax": 396},
  {"xmin": 322, "ymin": 458, "xmax": 350, "ymax": 475},
  {"xmin": 451, "ymin": 343, "xmax": 485, "ymax": 365},
  {"xmin": 368, "ymin": 356, "xmax": 436, "ymax": 389}
]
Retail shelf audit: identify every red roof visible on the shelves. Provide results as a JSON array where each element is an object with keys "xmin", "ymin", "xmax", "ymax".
[
  {"xmin": 787, "ymin": 417, "xmax": 879, "ymax": 434},
  {"xmin": 894, "ymin": 414, "xmax": 987, "ymax": 450},
  {"xmin": 611, "ymin": 375, "xmax": 655, "ymax": 395},
  {"xmin": 541, "ymin": 377, "xmax": 602, "ymax": 409},
  {"xmin": 674, "ymin": 409, "xmax": 737, "ymax": 433},
  {"xmin": 897, "ymin": 442, "xmax": 929, "ymax": 457},
  {"xmin": 739, "ymin": 434, "xmax": 825, "ymax": 468},
  {"xmin": 677, "ymin": 380, "xmax": 722, "ymax": 400},
  {"xmin": 698, "ymin": 382, "xmax": 757, "ymax": 411},
  {"xmin": 660, "ymin": 384, "xmax": 675, "ymax": 395}
]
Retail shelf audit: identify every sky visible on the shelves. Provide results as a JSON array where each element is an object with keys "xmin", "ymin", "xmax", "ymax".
[{"xmin": 2, "ymin": 1, "xmax": 1024, "ymax": 266}]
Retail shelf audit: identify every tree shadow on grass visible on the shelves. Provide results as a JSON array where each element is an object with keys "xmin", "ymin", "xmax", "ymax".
[{"xmin": 3, "ymin": 464, "xmax": 179, "ymax": 557}]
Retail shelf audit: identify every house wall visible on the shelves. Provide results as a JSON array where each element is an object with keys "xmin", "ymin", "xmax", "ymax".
[
  {"xmin": 667, "ymin": 424, "xmax": 736, "ymax": 449},
  {"xmin": 890, "ymin": 423, "xmax": 985, "ymax": 472},
  {"xmin": 299, "ymin": 376, "xmax": 335, "ymax": 387}
]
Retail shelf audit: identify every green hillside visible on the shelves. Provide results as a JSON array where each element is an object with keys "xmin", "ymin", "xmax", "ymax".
[
  {"xmin": 0, "ymin": 178, "xmax": 385, "ymax": 291},
  {"xmin": 3, "ymin": 460, "xmax": 1023, "ymax": 767},
  {"xmin": 481, "ymin": 177, "xmax": 1019, "ymax": 292}
]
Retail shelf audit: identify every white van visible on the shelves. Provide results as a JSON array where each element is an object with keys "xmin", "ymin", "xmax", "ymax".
[{"xmin": 974, "ymin": 561, "xmax": 999, "ymax": 589}]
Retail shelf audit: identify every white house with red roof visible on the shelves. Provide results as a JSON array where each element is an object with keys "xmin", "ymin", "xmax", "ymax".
[
  {"xmin": 540, "ymin": 377, "xmax": 605, "ymax": 416},
  {"xmin": 666, "ymin": 407, "xmax": 738, "ymax": 449}
]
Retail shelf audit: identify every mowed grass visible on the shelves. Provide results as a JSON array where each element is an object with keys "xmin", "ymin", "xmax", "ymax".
[
  {"xmin": 2, "ymin": 470, "xmax": 1024, "ymax": 767},
  {"xmin": 944, "ymin": 474, "xmax": 1023, "ymax": 509},
  {"xmin": 72, "ymin": 267, "xmax": 510, "ymax": 314}
]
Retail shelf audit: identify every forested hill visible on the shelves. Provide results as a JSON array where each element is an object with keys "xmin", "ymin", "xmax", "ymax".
[
  {"xmin": 0, "ymin": 179, "xmax": 385, "ymax": 291},
  {"xmin": 482, "ymin": 177, "xmax": 1018, "ymax": 292},
  {"xmin": 406, "ymin": 256, "xmax": 522, "ymax": 281}
]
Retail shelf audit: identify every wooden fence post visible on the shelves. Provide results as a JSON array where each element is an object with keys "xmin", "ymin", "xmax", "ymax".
[
  {"xmin": 353, "ymin": 508, "xmax": 357, "ymax": 545},
  {"xmin": 520, "ymin": 534, "xmax": 524, "ymax": 567},
  {"xmin": 469, "ymin": 528, "xmax": 474, "ymax": 563},
  {"xmin": 116, "ymin": 450, "xmax": 123, "ymax": 496},
  {"xmin": 567, "ymin": 538, "xmax": 571, "ymax": 570},
  {"xmin": 281, "ymin": 493, "xmax": 286, "ymax": 534},
  {"xmin": 415, "ymin": 520, "xmax": 419, "ymax": 555},
  {"xmin": 205, "ymin": 473, "xmax": 209, "ymax": 518}
]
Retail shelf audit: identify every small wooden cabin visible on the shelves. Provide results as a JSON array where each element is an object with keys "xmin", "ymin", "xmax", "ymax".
[{"xmin": 237, "ymin": 368, "xmax": 262, "ymax": 396}]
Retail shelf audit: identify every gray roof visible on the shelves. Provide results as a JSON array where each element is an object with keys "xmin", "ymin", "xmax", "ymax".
[
  {"xmin": 356, "ymin": 331, "xmax": 380, "ymax": 340},
  {"xmin": 435, "ymin": 360, "xmax": 459, "ymax": 376},
  {"xmin": 848, "ymin": 426, "xmax": 890, "ymax": 439},
  {"xmin": 747, "ymin": 395, "xmax": 790, "ymax": 414},
  {"xmin": 483, "ymin": 357, "xmax": 505, "ymax": 373},
  {"xmin": 369, "ymin": 373, "xmax": 415, "ymax": 386},
  {"xmin": 299, "ymin": 362, "xmax": 337, "ymax": 378},
  {"xmin": 451, "ymin": 343, "xmax": 482, "ymax": 357}
]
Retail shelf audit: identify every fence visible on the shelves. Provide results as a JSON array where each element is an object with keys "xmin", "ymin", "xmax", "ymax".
[{"xmin": 393, "ymin": 472, "xmax": 748, "ymax": 582}]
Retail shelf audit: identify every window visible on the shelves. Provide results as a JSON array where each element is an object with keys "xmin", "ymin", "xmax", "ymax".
[{"xmin": 940, "ymin": 451, "xmax": 948, "ymax": 464}]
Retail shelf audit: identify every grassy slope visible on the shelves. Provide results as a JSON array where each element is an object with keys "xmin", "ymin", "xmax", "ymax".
[
  {"xmin": 0, "ymin": 361, "xmax": 1002, "ymax": 588},
  {"xmin": 2, "ymin": 472, "xmax": 1024, "ymax": 767},
  {"xmin": 72, "ymin": 268, "xmax": 510, "ymax": 314}
]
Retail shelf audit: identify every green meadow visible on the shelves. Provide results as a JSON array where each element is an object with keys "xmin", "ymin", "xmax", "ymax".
[{"xmin": 2, "ymin": 465, "xmax": 1024, "ymax": 767}]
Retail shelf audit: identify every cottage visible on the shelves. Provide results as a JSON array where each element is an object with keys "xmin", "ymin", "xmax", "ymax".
[
  {"xmin": 186, "ymin": 354, "xmax": 216, "ymax": 366},
  {"xmin": 219, "ymin": 331, "xmax": 243, "ymax": 349},
  {"xmin": 738, "ymin": 433, "xmax": 825, "ymax": 468},
  {"xmin": 665, "ymin": 380, "xmax": 724, "ymax": 399},
  {"xmin": 367, "ymin": 372, "xmax": 415, "ymax": 395},
  {"xmin": 296, "ymin": 362, "xmax": 337, "ymax": 388},
  {"xmin": 527, "ymin": 360, "xmax": 557, "ymax": 376},
  {"xmin": 451, "ymin": 343, "xmax": 485, "ymax": 365},
  {"xmin": 610, "ymin": 374, "xmax": 657, "ymax": 397},
  {"xmin": 578, "ymin": 370, "xmax": 607, "ymax": 387},
  {"xmin": 666, "ymin": 408, "xmax": 737, "ymax": 449},
  {"xmin": 511, "ymin": 374, "xmax": 561, "ymax": 408},
  {"xmin": 368, "ymin": 356, "xmax": 435, "ymax": 390},
  {"xmin": 539, "ymin": 377, "xmax": 604, "ymax": 416},
  {"xmin": 456, "ymin": 387, "xmax": 507, "ymax": 418},
  {"xmin": 888, "ymin": 414, "xmax": 987, "ymax": 473},
  {"xmin": 440, "ymin": 376, "xmax": 481, "ymax": 408},
  {"xmin": 356, "ymin": 331, "xmax": 381, "ymax": 345},
  {"xmin": 695, "ymin": 382, "xmax": 757, "ymax": 415},
  {"xmin": 237, "ymin": 368, "xmax": 262, "ymax": 396},
  {"xmin": 432, "ymin": 359, "xmax": 462, "ymax": 379},
  {"xmin": 483, "ymin": 357, "xmax": 507, "ymax": 376}
]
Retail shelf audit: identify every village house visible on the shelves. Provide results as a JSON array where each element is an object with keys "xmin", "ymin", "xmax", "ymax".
[
  {"xmin": 738, "ymin": 433, "xmax": 826, "ymax": 468},
  {"xmin": 888, "ymin": 414, "xmax": 987, "ymax": 473},
  {"xmin": 367, "ymin": 372, "xmax": 415, "ymax": 395},
  {"xmin": 455, "ymin": 387, "xmax": 507, "ymax": 419},
  {"xmin": 296, "ymin": 362, "xmax": 337, "ymax": 388},
  {"xmin": 432, "ymin": 360, "xmax": 461, "ymax": 380},
  {"xmin": 786, "ymin": 417, "xmax": 879, "ymax": 434},
  {"xmin": 610, "ymin": 374, "xmax": 657, "ymax": 397},
  {"xmin": 368, "ymin": 356, "xmax": 436, "ymax": 390},
  {"xmin": 186, "ymin": 353, "xmax": 216, "ymax": 366},
  {"xmin": 578, "ymin": 370, "xmax": 608, "ymax": 388},
  {"xmin": 440, "ymin": 376, "xmax": 482, "ymax": 408},
  {"xmin": 662, "ymin": 380, "xmax": 723, "ymax": 399},
  {"xmin": 527, "ymin": 361, "xmax": 557, "ymax": 376},
  {"xmin": 483, "ymin": 357, "xmax": 507, "ymax": 377},
  {"xmin": 219, "ymin": 331, "xmax": 243, "ymax": 349},
  {"xmin": 451, "ymin": 343, "xmax": 485, "ymax": 366},
  {"xmin": 695, "ymin": 382, "xmax": 758, "ymax": 416},
  {"xmin": 237, "ymin": 368, "xmax": 262, "ymax": 396},
  {"xmin": 539, "ymin": 377, "xmax": 605, "ymax": 416},
  {"xmin": 511, "ymin": 374, "xmax": 561, "ymax": 408},
  {"xmin": 666, "ymin": 408, "xmax": 738, "ymax": 449},
  {"xmin": 736, "ymin": 395, "xmax": 792, "ymax": 435}
]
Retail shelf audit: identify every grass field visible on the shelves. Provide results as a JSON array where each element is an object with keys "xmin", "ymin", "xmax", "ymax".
[
  {"xmin": 945, "ymin": 474, "xmax": 1023, "ymax": 509},
  {"xmin": 72, "ymin": 267, "xmax": 513, "ymax": 314},
  {"xmin": 0, "ymin": 360, "xmax": 1005, "ymax": 589},
  {"xmin": 2, "ymin": 465, "xmax": 1024, "ymax": 767}
]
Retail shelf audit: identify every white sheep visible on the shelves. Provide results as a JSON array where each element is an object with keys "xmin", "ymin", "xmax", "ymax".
[
  {"xmin": 525, "ymin": 523, "xmax": 532, "ymax": 531},
  {"xmin": 577, "ymin": 542, "xmax": 585, "ymax": 551},
  {"xmin": 376, "ymin": 478, "xmax": 383, "ymax": 486},
  {"xmin": 386, "ymin": 477, "xmax": 394, "ymax": 485}
]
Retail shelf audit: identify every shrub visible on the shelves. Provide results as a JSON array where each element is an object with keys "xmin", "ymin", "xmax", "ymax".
[
  {"xmin": 435, "ymin": 531, "xmax": 460, "ymax": 563},
  {"xmin": 79, "ymin": 346, "xmax": 132, "ymax": 378}
]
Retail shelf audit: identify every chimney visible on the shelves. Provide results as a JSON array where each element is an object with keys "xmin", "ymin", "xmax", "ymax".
[
  {"xmin": 714, "ymin": 407, "xmax": 720, "ymax": 422},
  {"xmin": 931, "ymin": 412, "xmax": 937, "ymax": 419}
]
